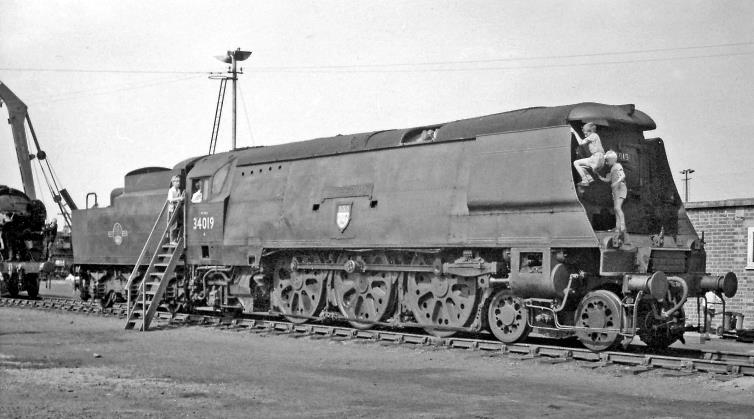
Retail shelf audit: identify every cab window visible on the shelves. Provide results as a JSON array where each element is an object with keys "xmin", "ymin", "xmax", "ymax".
[
  {"xmin": 190, "ymin": 178, "xmax": 209, "ymax": 203},
  {"xmin": 212, "ymin": 163, "xmax": 231, "ymax": 195}
]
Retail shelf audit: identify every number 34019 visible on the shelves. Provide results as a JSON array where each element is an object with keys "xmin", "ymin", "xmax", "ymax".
[{"xmin": 192, "ymin": 216, "xmax": 215, "ymax": 230}]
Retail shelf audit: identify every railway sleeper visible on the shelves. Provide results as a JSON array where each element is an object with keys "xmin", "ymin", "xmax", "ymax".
[{"xmin": 4, "ymin": 295, "xmax": 754, "ymax": 378}]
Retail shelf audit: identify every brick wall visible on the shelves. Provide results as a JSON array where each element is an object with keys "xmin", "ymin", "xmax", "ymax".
[{"xmin": 684, "ymin": 199, "xmax": 754, "ymax": 330}]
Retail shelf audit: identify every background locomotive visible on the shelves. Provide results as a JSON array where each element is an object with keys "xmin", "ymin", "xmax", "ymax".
[
  {"xmin": 71, "ymin": 102, "xmax": 737, "ymax": 351},
  {"xmin": 0, "ymin": 185, "xmax": 56, "ymax": 297}
]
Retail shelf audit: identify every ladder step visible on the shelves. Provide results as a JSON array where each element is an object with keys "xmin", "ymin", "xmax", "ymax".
[
  {"xmin": 161, "ymin": 251, "xmax": 184, "ymax": 256},
  {"xmin": 125, "ymin": 207, "xmax": 179, "ymax": 331}
]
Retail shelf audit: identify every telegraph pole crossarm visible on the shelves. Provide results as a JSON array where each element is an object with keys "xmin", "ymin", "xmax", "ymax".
[{"xmin": 680, "ymin": 168, "xmax": 695, "ymax": 203}]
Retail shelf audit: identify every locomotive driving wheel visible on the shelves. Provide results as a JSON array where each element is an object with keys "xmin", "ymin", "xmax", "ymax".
[
  {"xmin": 405, "ymin": 253, "xmax": 479, "ymax": 337},
  {"xmin": 333, "ymin": 252, "xmax": 398, "ymax": 329},
  {"xmin": 639, "ymin": 308, "xmax": 685, "ymax": 351},
  {"xmin": 272, "ymin": 253, "xmax": 328, "ymax": 324},
  {"xmin": 638, "ymin": 295, "xmax": 686, "ymax": 351},
  {"xmin": 574, "ymin": 290, "xmax": 624, "ymax": 351},
  {"xmin": 487, "ymin": 289, "xmax": 531, "ymax": 343}
]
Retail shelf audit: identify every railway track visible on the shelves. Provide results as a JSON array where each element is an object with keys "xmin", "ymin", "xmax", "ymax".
[{"xmin": 3, "ymin": 295, "xmax": 753, "ymax": 376}]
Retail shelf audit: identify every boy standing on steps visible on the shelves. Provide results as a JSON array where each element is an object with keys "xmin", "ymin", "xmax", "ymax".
[
  {"xmin": 597, "ymin": 150, "xmax": 627, "ymax": 234},
  {"xmin": 166, "ymin": 175, "xmax": 184, "ymax": 245}
]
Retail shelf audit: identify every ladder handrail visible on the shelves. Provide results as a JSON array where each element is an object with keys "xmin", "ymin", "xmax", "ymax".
[
  {"xmin": 134, "ymin": 206, "xmax": 182, "ymax": 307},
  {"xmin": 141, "ymin": 235, "xmax": 185, "ymax": 330},
  {"xmin": 125, "ymin": 200, "xmax": 169, "ymax": 313},
  {"xmin": 126, "ymin": 201, "xmax": 185, "ymax": 319},
  {"xmin": 124, "ymin": 210, "xmax": 185, "ymax": 330}
]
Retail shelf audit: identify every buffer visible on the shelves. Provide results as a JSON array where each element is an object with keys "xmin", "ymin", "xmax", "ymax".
[{"xmin": 124, "ymin": 201, "xmax": 185, "ymax": 331}]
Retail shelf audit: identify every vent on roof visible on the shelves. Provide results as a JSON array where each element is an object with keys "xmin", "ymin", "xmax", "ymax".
[
  {"xmin": 401, "ymin": 125, "xmax": 443, "ymax": 144},
  {"xmin": 619, "ymin": 104, "xmax": 636, "ymax": 116}
]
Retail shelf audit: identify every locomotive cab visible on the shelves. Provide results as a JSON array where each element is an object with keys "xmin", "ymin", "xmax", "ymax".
[{"xmin": 186, "ymin": 155, "xmax": 236, "ymax": 265}]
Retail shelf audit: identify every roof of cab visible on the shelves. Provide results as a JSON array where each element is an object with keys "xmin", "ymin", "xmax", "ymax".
[{"xmin": 191, "ymin": 102, "xmax": 655, "ymax": 171}]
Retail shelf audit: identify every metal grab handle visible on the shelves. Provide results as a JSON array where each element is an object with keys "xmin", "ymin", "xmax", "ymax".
[{"xmin": 85, "ymin": 193, "xmax": 98, "ymax": 209}]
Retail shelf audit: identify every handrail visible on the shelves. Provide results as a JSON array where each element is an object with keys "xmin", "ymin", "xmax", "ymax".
[
  {"xmin": 133, "ymin": 206, "xmax": 182, "ymax": 313},
  {"xmin": 142, "ymin": 234, "xmax": 185, "ymax": 330},
  {"xmin": 125, "ymin": 200, "xmax": 169, "ymax": 315}
]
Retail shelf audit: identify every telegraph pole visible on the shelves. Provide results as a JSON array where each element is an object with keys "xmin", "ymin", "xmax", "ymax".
[
  {"xmin": 680, "ymin": 168, "xmax": 695, "ymax": 203},
  {"xmin": 231, "ymin": 49, "xmax": 239, "ymax": 150}
]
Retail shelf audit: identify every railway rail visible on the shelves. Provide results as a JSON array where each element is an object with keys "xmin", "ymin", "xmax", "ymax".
[{"xmin": 3, "ymin": 295, "xmax": 753, "ymax": 376}]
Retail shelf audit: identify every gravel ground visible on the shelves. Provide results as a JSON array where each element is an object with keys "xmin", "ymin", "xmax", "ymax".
[{"xmin": 1, "ymin": 306, "xmax": 753, "ymax": 418}]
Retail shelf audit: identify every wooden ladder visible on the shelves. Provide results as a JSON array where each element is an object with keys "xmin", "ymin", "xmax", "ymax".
[{"xmin": 124, "ymin": 201, "xmax": 184, "ymax": 331}]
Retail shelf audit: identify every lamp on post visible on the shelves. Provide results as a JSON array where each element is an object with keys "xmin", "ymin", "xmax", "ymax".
[{"xmin": 215, "ymin": 48, "xmax": 252, "ymax": 150}]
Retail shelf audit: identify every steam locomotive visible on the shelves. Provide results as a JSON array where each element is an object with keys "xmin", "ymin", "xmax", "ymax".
[
  {"xmin": 0, "ymin": 185, "xmax": 55, "ymax": 298},
  {"xmin": 71, "ymin": 102, "xmax": 737, "ymax": 351}
]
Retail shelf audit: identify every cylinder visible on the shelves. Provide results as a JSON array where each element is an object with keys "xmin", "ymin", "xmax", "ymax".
[
  {"xmin": 700, "ymin": 272, "xmax": 737, "ymax": 298},
  {"xmin": 625, "ymin": 271, "xmax": 669, "ymax": 301},
  {"xmin": 509, "ymin": 263, "xmax": 572, "ymax": 299}
]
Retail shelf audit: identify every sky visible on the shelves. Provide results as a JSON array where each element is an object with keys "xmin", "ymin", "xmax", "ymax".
[{"xmin": 1, "ymin": 0, "xmax": 753, "ymax": 226}]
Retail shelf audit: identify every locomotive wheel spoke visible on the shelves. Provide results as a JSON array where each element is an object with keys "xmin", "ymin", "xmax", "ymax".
[
  {"xmin": 445, "ymin": 298, "xmax": 461, "ymax": 321},
  {"xmin": 340, "ymin": 282, "xmax": 358, "ymax": 305},
  {"xmin": 574, "ymin": 290, "xmax": 624, "ymax": 351},
  {"xmin": 488, "ymin": 290, "xmax": 531, "ymax": 343},
  {"xmin": 405, "ymin": 253, "xmax": 480, "ymax": 337},
  {"xmin": 333, "ymin": 252, "xmax": 398, "ymax": 329},
  {"xmin": 360, "ymin": 297, "xmax": 378, "ymax": 322},
  {"xmin": 272, "ymin": 253, "xmax": 327, "ymax": 324},
  {"xmin": 304, "ymin": 278, "xmax": 321, "ymax": 299}
]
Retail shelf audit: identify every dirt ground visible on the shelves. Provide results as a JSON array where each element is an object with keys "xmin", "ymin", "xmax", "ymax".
[{"xmin": 1, "ymin": 307, "xmax": 753, "ymax": 419}]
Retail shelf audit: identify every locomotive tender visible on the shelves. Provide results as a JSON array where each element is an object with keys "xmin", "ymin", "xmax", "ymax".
[{"xmin": 72, "ymin": 102, "xmax": 737, "ymax": 351}]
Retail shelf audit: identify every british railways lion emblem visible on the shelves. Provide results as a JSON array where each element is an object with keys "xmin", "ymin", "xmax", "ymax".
[{"xmin": 107, "ymin": 222, "xmax": 129, "ymax": 245}]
